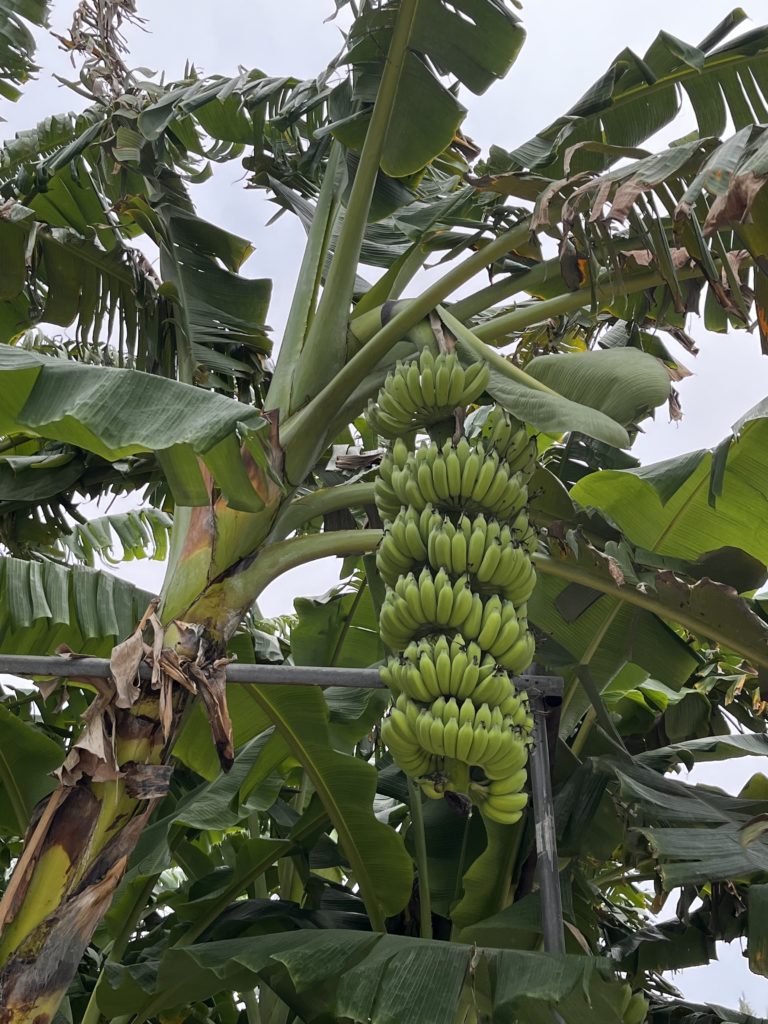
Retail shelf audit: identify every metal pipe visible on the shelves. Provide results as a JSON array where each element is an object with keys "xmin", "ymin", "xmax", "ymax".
[
  {"xmin": 0, "ymin": 654, "xmax": 564, "ymax": 695},
  {"xmin": 529, "ymin": 689, "xmax": 565, "ymax": 955}
]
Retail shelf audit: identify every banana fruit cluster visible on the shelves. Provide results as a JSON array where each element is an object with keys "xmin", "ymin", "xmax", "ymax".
[
  {"xmin": 367, "ymin": 350, "xmax": 489, "ymax": 438},
  {"xmin": 369, "ymin": 349, "xmax": 539, "ymax": 826},
  {"xmin": 617, "ymin": 986, "xmax": 649, "ymax": 1024}
]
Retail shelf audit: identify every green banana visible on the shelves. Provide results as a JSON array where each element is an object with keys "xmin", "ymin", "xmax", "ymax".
[{"xmin": 455, "ymin": 721, "xmax": 475, "ymax": 761}]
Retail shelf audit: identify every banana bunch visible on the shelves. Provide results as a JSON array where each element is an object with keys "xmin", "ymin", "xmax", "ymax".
[
  {"xmin": 382, "ymin": 692, "xmax": 532, "ymax": 796},
  {"xmin": 367, "ymin": 349, "xmax": 489, "ymax": 439},
  {"xmin": 379, "ymin": 569, "xmax": 535, "ymax": 673},
  {"xmin": 388, "ymin": 438, "xmax": 528, "ymax": 520},
  {"xmin": 468, "ymin": 405, "xmax": 539, "ymax": 482},
  {"xmin": 371, "ymin": 379, "xmax": 539, "ymax": 819}
]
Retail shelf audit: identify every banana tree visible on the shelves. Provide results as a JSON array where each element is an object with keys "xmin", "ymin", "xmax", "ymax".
[{"xmin": 3, "ymin": 1, "xmax": 768, "ymax": 1021}]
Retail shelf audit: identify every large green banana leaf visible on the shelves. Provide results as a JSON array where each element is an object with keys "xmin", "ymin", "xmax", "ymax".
[
  {"xmin": 604, "ymin": 757, "xmax": 768, "ymax": 889},
  {"xmin": 338, "ymin": 0, "xmax": 526, "ymax": 178},
  {"xmin": 748, "ymin": 884, "xmax": 768, "ymax": 978},
  {"xmin": 533, "ymin": 534, "xmax": 768, "ymax": 672},
  {"xmin": 0, "ymin": 704, "xmax": 63, "ymax": 833},
  {"xmin": 98, "ymin": 930, "xmax": 631, "ymax": 1024},
  {"xmin": 0, "ymin": 554, "xmax": 154, "ymax": 655},
  {"xmin": 0, "ymin": 345, "xmax": 271, "ymax": 510},
  {"xmin": 524, "ymin": 348, "xmax": 671, "ymax": 428},
  {"xmin": 0, "ymin": 200, "xmax": 154, "ymax": 353},
  {"xmin": 571, "ymin": 402, "xmax": 768, "ymax": 565}
]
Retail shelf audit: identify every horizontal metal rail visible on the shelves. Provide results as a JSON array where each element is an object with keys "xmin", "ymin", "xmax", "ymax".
[{"xmin": 0, "ymin": 654, "xmax": 563, "ymax": 697}]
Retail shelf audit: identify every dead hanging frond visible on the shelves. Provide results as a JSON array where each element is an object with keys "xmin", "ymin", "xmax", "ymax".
[{"xmin": 53, "ymin": 0, "xmax": 146, "ymax": 101}]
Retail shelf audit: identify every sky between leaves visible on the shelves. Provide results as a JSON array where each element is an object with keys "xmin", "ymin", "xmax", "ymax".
[{"xmin": 4, "ymin": 0, "xmax": 768, "ymax": 1007}]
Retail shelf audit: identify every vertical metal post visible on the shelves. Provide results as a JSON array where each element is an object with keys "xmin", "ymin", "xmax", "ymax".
[{"xmin": 528, "ymin": 689, "xmax": 565, "ymax": 954}]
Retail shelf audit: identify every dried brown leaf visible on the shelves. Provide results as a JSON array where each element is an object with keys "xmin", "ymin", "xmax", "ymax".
[
  {"xmin": 703, "ymin": 173, "xmax": 767, "ymax": 235},
  {"xmin": 149, "ymin": 611, "xmax": 164, "ymax": 690},
  {"xmin": 57, "ymin": 691, "xmax": 118, "ymax": 786},
  {"xmin": 158, "ymin": 649, "xmax": 197, "ymax": 691},
  {"xmin": 110, "ymin": 627, "xmax": 144, "ymax": 709},
  {"xmin": 190, "ymin": 660, "xmax": 234, "ymax": 772},
  {"xmin": 158, "ymin": 671, "xmax": 173, "ymax": 741},
  {"xmin": 124, "ymin": 763, "xmax": 174, "ymax": 800},
  {"xmin": 588, "ymin": 178, "xmax": 613, "ymax": 223},
  {"xmin": 668, "ymin": 387, "xmax": 683, "ymax": 422}
]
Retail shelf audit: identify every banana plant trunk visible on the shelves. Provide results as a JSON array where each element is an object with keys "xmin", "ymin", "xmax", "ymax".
[{"xmin": 0, "ymin": 458, "xmax": 286, "ymax": 1022}]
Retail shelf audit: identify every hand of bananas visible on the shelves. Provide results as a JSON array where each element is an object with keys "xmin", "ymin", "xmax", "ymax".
[
  {"xmin": 369, "ymin": 346, "xmax": 539, "ymax": 826},
  {"xmin": 367, "ymin": 350, "xmax": 489, "ymax": 438}
]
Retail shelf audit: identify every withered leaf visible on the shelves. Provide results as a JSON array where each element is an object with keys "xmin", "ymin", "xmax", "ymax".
[
  {"xmin": 110, "ymin": 628, "xmax": 145, "ymax": 709},
  {"xmin": 124, "ymin": 763, "xmax": 174, "ymax": 800},
  {"xmin": 190, "ymin": 661, "xmax": 234, "ymax": 773}
]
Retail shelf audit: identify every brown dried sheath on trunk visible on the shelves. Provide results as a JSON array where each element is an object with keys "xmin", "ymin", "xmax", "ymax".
[
  {"xmin": 0, "ymin": 811, "xmax": 151, "ymax": 1024},
  {"xmin": 0, "ymin": 672, "xmax": 187, "ymax": 1024}
]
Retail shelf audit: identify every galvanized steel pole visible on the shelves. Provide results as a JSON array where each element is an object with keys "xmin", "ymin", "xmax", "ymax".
[
  {"xmin": 0, "ymin": 655, "xmax": 564, "ymax": 696},
  {"xmin": 528, "ymin": 683, "xmax": 565, "ymax": 954}
]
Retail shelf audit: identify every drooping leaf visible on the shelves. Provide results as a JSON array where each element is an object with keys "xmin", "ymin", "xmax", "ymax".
[
  {"xmin": 524, "ymin": 349, "xmax": 670, "ymax": 427},
  {"xmin": 637, "ymin": 733, "xmax": 768, "ymax": 773},
  {"xmin": 495, "ymin": 19, "xmax": 768, "ymax": 177},
  {"xmin": 607, "ymin": 758, "xmax": 768, "ymax": 888},
  {"xmin": 0, "ymin": 345, "xmax": 271, "ymax": 510},
  {"xmin": 748, "ymin": 883, "xmax": 768, "ymax": 977},
  {"xmin": 0, "ymin": 0, "xmax": 49, "ymax": 100},
  {"xmin": 99, "ymin": 930, "xmax": 630, "ymax": 1024},
  {"xmin": 128, "ymin": 730, "xmax": 289, "ymax": 879},
  {"xmin": 534, "ymin": 539, "xmax": 768, "ymax": 672},
  {"xmin": 571, "ymin": 404, "xmax": 768, "ymax": 566},
  {"xmin": 529, "ymin": 576, "xmax": 700, "ymax": 735},
  {"xmin": 0, "ymin": 201, "xmax": 156, "ymax": 357},
  {"xmin": 451, "ymin": 816, "xmax": 523, "ymax": 934},
  {"xmin": 0, "ymin": 554, "xmax": 154, "ymax": 656},
  {"xmin": 149, "ymin": 199, "xmax": 273, "ymax": 367},
  {"xmin": 54, "ymin": 507, "xmax": 171, "ymax": 566},
  {"xmin": 342, "ymin": 0, "xmax": 525, "ymax": 177},
  {"xmin": 442, "ymin": 307, "xmax": 632, "ymax": 447},
  {"xmin": 291, "ymin": 576, "xmax": 384, "ymax": 671}
]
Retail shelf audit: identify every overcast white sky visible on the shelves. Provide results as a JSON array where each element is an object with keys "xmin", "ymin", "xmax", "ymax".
[{"xmin": 5, "ymin": 1, "xmax": 768, "ymax": 1006}]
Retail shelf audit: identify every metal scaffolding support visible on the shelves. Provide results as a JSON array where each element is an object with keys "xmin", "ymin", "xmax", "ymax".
[
  {"xmin": 529, "ymin": 686, "xmax": 565, "ymax": 954},
  {"xmin": 0, "ymin": 652, "xmax": 565, "ymax": 951}
]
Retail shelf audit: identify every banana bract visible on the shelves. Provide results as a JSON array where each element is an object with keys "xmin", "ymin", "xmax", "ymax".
[{"xmin": 369, "ymin": 362, "xmax": 540, "ymax": 824}]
